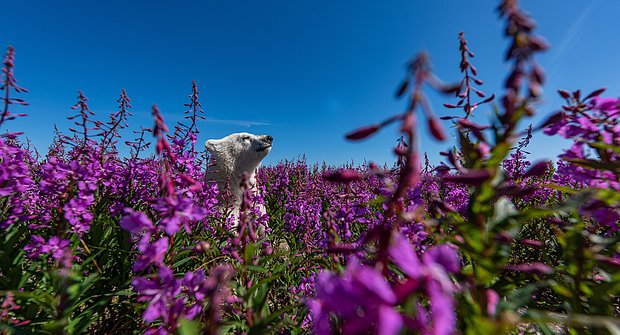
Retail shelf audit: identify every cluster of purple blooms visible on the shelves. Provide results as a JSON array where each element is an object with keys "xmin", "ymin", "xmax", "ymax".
[
  {"xmin": 0, "ymin": 137, "xmax": 33, "ymax": 228},
  {"xmin": 310, "ymin": 234, "xmax": 460, "ymax": 335},
  {"xmin": 2, "ymin": 111, "xmax": 615, "ymax": 333},
  {"xmin": 117, "ymin": 106, "xmax": 233, "ymax": 334},
  {"xmin": 544, "ymin": 92, "xmax": 620, "ymax": 230},
  {"xmin": 1, "ymin": 0, "xmax": 619, "ymax": 332}
]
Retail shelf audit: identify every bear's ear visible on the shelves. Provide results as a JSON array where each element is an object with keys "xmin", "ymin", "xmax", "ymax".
[{"xmin": 205, "ymin": 140, "xmax": 217, "ymax": 152}]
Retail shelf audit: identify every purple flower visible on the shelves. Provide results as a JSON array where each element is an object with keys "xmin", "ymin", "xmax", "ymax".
[
  {"xmin": 23, "ymin": 235, "xmax": 46, "ymax": 259},
  {"xmin": 0, "ymin": 140, "xmax": 34, "ymax": 228},
  {"xmin": 132, "ymin": 264, "xmax": 235, "ymax": 334},
  {"xmin": 132, "ymin": 266, "xmax": 181, "ymax": 323},
  {"xmin": 579, "ymin": 200, "xmax": 619, "ymax": 232},
  {"xmin": 591, "ymin": 96, "xmax": 620, "ymax": 114},
  {"xmin": 388, "ymin": 233, "xmax": 459, "ymax": 335},
  {"xmin": 151, "ymin": 193, "xmax": 207, "ymax": 235},
  {"xmin": 134, "ymin": 237, "xmax": 169, "ymax": 272},
  {"xmin": 522, "ymin": 160, "xmax": 550, "ymax": 178},
  {"xmin": 63, "ymin": 196, "xmax": 94, "ymax": 235},
  {"xmin": 182, "ymin": 269, "xmax": 207, "ymax": 302},
  {"xmin": 310, "ymin": 258, "xmax": 401, "ymax": 335},
  {"xmin": 423, "ymin": 244, "xmax": 460, "ymax": 274},
  {"xmin": 389, "ymin": 233, "xmax": 423, "ymax": 277},
  {"xmin": 23, "ymin": 235, "xmax": 73, "ymax": 268},
  {"xmin": 427, "ymin": 280, "xmax": 456, "ymax": 335},
  {"xmin": 486, "ymin": 289, "xmax": 500, "ymax": 316},
  {"xmin": 120, "ymin": 208, "xmax": 155, "ymax": 234},
  {"xmin": 39, "ymin": 236, "xmax": 71, "ymax": 259},
  {"xmin": 39, "ymin": 157, "xmax": 70, "ymax": 195}
]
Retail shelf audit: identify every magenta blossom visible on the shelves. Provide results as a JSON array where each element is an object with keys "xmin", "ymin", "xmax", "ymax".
[
  {"xmin": 132, "ymin": 266, "xmax": 182, "ymax": 323},
  {"xmin": 120, "ymin": 208, "xmax": 155, "ymax": 234},
  {"xmin": 23, "ymin": 235, "xmax": 73, "ymax": 268},
  {"xmin": 150, "ymin": 193, "xmax": 207, "ymax": 235},
  {"xmin": 389, "ymin": 233, "xmax": 460, "ymax": 335},
  {"xmin": 133, "ymin": 237, "xmax": 169, "ymax": 272},
  {"xmin": 309, "ymin": 258, "xmax": 402, "ymax": 335}
]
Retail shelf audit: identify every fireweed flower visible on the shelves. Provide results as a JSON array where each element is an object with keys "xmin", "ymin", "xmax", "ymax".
[
  {"xmin": 292, "ymin": 272, "xmax": 318, "ymax": 298},
  {"xmin": 580, "ymin": 200, "xmax": 620, "ymax": 232},
  {"xmin": 389, "ymin": 233, "xmax": 459, "ymax": 335},
  {"xmin": 442, "ymin": 182, "xmax": 469, "ymax": 215},
  {"xmin": 120, "ymin": 208, "xmax": 156, "ymax": 234},
  {"xmin": 36, "ymin": 145, "xmax": 104, "ymax": 235},
  {"xmin": 63, "ymin": 196, "xmax": 95, "ymax": 235},
  {"xmin": 40, "ymin": 236, "xmax": 71, "ymax": 260},
  {"xmin": 181, "ymin": 269, "xmax": 208, "ymax": 308},
  {"xmin": 545, "ymin": 94, "xmax": 620, "ymax": 229},
  {"xmin": 310, "ymin": 258, "xmax": 402, "ymax": 335},
  {"xmin": 122, "ymin": 207, "xmax": 166, "ymax": 272},
  {"xmin": 133, "ymin": 236, "xmax": 169, "ymax": 272},
  {"xmin": 423, "ymin": 244, "xmax": 460, "ymax": 274},
  {"xmin": 132, "ymin": 265, "xmax": 235, "ymax": 335},
  {"xmin": 0, "ymin": 139, "xmax": 34, "ymax": 228},
  {"xmin": 38, "ymin": 156, "xmax": 70, "ymax": 196},
  {"xmin": 23, "ymin": 235, "xmax": 46, "ymax": 259},
  {"xmin": 0, "ymin": 140, "xmax": 32, "ymax": 196},
  {"xmin": 150, "ymin": 192, "xmax": 207, "ymax": 235},
  {"xmin": 23, "ymin": 235, "xmax": 73, "ymax": 268},
  {"xmin": 502, "ymin": 150, "xmax": 530, "ymax": 180},
  {"xmin": 112, "ymin": 159, "xmax": 160, "ymax": 213},
  {"xmin": 0, "ymin": 292, "xmax": 30, "ymax": 327},
  {"xmin": 284, "ymin": 197, "xmax": 322, "ymax": 236},
  {"xmin": 132, "ymin": 266, "xmax": 182, "ymax": 324}
]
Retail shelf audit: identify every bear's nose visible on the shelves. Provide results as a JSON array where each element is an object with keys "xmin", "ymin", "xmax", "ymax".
[{"xmin": 264, "ymin": 135, "xmax": 273, "ymax": 143}]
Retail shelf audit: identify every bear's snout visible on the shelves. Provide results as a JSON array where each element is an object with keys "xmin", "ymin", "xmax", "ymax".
[{"xmin": 255, "ymin": 135, "xmax": 273, "ymax": 152}]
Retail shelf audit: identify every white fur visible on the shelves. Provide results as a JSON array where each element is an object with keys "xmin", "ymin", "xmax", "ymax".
[{"xmin": 205, "ymin": 132, "xmax": 273, "ymax": 210}]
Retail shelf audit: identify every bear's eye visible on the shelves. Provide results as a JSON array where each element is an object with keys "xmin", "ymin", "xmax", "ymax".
[{"xmin": 241, "ymin": 136, "xmax": 250, "ymax": 141}]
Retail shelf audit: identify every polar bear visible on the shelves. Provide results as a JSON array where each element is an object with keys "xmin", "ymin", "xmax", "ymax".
[{"xmin": 205, "ymin": 132, "xmax": 273, "ymax": 213}]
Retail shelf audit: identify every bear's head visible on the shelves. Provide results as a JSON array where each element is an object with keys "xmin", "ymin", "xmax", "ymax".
[{"xmin": 205, "ymin": 132, "xmax": 273, "ymax": 176}]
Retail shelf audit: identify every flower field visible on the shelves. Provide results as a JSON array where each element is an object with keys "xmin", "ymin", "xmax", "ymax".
[{"xmin": 1, "ymin": 1, "xmax": 619, "ymax": 334}]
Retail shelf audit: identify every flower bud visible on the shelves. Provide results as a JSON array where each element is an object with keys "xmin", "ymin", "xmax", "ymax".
[
  {"xmin": 520, "ymin": 239, "xmax": 542, "ymax": 247},
  {"xmin": 322, "ymin": 169, "xmax": 362, "ymax": 183},
  {"xmin": 428, "ymin": 117, "xmax": 447, "ymax": 141},
  {"xmin": 523, "ymin": 160, "xmax": 549, "ymax": 178},
  {"xmin": 505, "ymin": 262, "xmax": 553, "ymax": 275},
  {"xmin": 345, "ymin": 124, "xmax": 380, "ymax": 140},
  {"xmin": 443, "ymin": 169, "xmax": 492, "ymax": 185}
]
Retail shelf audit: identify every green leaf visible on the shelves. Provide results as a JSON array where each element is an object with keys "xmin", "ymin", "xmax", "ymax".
[
  {"xmin": 178, "ymin": 318, "xmax": 202, "ymax": 335},
  {"xmin": 244, "ymin": 242, "xmax": 259, "ymax": 263},
  {"xmin": 173, "ymin": 255, "xmax": 195, "ymax": 268},
  {"xmin": 563, "ymin": 157, "xmax": 620, "ymax": 174},
  {"xmin": 487, "ymin": 141, "xmax": 511, "ymax": 169},
  {"xmin": 499, "ymin": 283, "xmax": 540, "ymax": 312},
  {"xmin": 584, "ymin": 140, "xmax": 620, "ymax": 154}
]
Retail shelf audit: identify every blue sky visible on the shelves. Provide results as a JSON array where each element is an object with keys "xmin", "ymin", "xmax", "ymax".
[{"xmin": 2, "ymin": 0, "xmax": 619, "ymax": 166}]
